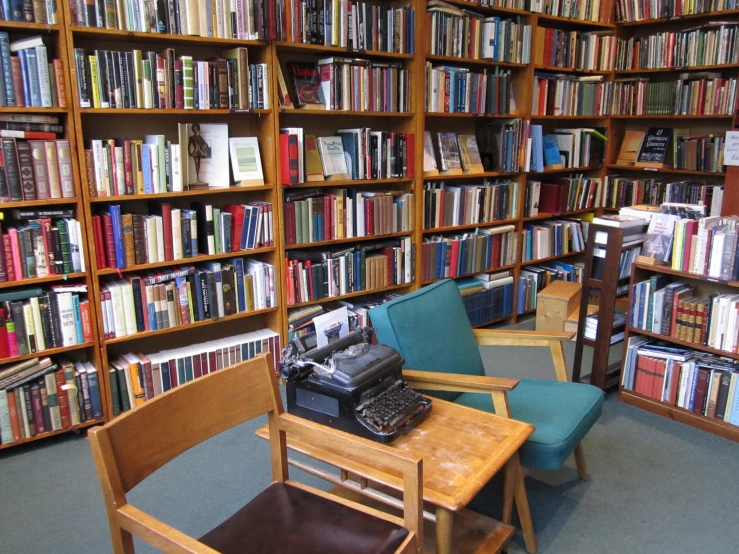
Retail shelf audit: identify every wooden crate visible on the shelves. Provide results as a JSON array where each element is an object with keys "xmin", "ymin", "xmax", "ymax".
[{"xmin": 536, "ymin": 281, "xmax": 582, "ymax": 332}]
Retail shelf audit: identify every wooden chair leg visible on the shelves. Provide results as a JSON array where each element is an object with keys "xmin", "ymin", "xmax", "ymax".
[
  {"xmin": 549, "ymin": 340, "xmax": 569, "ymax": 383},
  {"xmin": 574, "ymin": 444, "xmax": 588, "ymax": 481},
  {"xmin": 110, "ymin": 523, "xmax": 135, "ymax": 554},
  {"xmin": 512, "ymin": 454, "xmax": 537, "ymax": 554},
  {"xmin": 435, "ymin": 507, "xmax": 454, "ymax": 554}
]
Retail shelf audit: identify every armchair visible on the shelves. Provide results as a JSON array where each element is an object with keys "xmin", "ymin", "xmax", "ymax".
[{"xmin": 89, "ymin": 354, "xmax": 424, "ymax": 554}]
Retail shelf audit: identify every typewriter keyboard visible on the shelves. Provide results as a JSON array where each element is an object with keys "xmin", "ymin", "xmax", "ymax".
[{"xmin": 355, "ymin": 380, "xmax": 425, "ymax": 433}]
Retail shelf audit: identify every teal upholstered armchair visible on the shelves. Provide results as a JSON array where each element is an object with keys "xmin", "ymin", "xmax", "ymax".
[{"xmin": 369, "ymin": 279, "xmax": 604, "ymax": 551}]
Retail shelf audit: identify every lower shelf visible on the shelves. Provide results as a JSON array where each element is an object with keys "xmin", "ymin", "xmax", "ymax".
[
  {"xmin": 619, "ymin": 389, "xmax": 739, "ymax": 443},
  {"xmin": 0, "ymin": 418, "xmax": 105, "ymax": 451}
]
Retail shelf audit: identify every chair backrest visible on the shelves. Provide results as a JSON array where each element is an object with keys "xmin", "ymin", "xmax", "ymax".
[
  {"xmin": 370, "ymin": 279, "xmax": 485, "ymax": 401},
  {"xmin": 89, "ymin": 354, "xmax": 281, "ymax": 494}
]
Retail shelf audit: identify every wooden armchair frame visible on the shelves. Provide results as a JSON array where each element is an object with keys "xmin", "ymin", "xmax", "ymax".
[{"xmin": 89, "ymin": 354, "xmax": 424, "ymax": 554}]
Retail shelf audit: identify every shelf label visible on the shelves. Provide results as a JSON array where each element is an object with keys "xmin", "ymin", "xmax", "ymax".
[{"xmin": 723, "ymin": 131, "xmax": 739, "ymax": 166}]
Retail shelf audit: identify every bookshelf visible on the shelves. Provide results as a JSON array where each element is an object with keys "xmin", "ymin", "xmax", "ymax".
[{"xmin": 0, "ymin": 8, "xmax": 105, "ymax": 450}]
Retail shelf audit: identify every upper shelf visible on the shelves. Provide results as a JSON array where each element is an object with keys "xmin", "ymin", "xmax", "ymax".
[
  {"xmin": 616, "ymin": 9, "xmax": 739, "ymax": 27},
  {"xmin": 69, "ymin": 26, "xmax": 268, "ymax": 47},
  {"xmin": 274, "ymin": 41, "xmax": 413, "ymax": 60}
]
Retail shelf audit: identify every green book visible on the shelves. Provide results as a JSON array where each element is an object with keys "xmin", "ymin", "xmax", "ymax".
[
  {"xmin": 108, "ymin": 368, "xmax": 121, "ymax": 417},
  {"xmin": 213, "ymin": 208, "xmax": 222, "ymax": 254},
  {"xmin": 55, "ymin": 219, "xmax": 73, "ymax": 275},
  {"xmin": 115, "ymin": 365, "xmax": 131, "ymax": 413}
]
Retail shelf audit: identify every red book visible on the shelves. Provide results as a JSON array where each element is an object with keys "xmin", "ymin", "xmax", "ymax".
[
  {"xmin": 199, "ymin": 353, "xmax": 209, "ymax": 376},
  {"xmin": 101, "ymin": 213, "xmax": 117, "ymax": 268},
  {"xmin": 668, "ymin": 362, "xmax": 682, "ymax": 406},
  {"xmin": 284, "ymin": 202, "xmax": 296, "ymax": 245},
  {"xmin": 651, "ymin": 358, "xmax": 667, "ymax": 400},
  {"xmin": 224, "ymin": 204, "xmax": 247, "ymax": 251},
  {"xmin": 193, "ymin": 353, "xmax": 202, "ymax": 379},
  {"xmin": 55, "ymin": 368, "xmax": 72, "ymax": 429},
  {"xmin": 285, "ymin": 261, "xmax": 295, "ymax": 305},
  {"xmin": 159, "ymin": 203, "xmax": 173, "ymax": 261},
  {"xmin": 123, "ymin": 139, "xmax": 133, "ymax": 195},
  {"xmin": 174, "ymin": 60, "xmax": 185, "ymax": 109},
  {"xmin": 80, "ymin": 300, "xmax": 93, "ymax": 343},
  {"xmin": 10, "ymin": 58, "xmax": 24, "ymax": 107},
  {"xmin": 53, "ymin": 59, "xmax": 67, "ymax": 108},
  {"xmin": 7, "ymin": 389, "xmax": 20, "ymax": 441},
  {"xmin": 3, "ymin": 234, "xmax": 15, "ymax": 282},
  {"xmin": 405, "ymin": 134, "xmax": 415, "ymax": 178},
  {"xmin": 168, "ymin": 358, "xmax": 178, "ymax": 388},
  {"xmin": 207, "ymin": 351, "xmax": 216, "ymax": 373},
  {"xmin": 279, "ymin": 134, "xmax": 291, "ymax": 185},
  {"xmin": 288, "ymin": 135, "xmax": 299, "ymax": 184},
  {"xmin": 693, "ymin": 369, "xmax": 710, "ymax": 414},
  {"xmin": 449, "ymin": 240, "xmax": 460, "ymax": 277},
  {"xmin": 0, "ymin": 309, "xmax": 8, "ymax": 358},
  {"xmin": 92, "ymin": 215, "xmax": 107, "ymax": 269},
  {"xmin": 670, "ymin": 288, "xmax": 691, "ymax": 337},
  {"xmin": 136, "ymin": 353, "xmax": 155, "ymax": 400},
  {"xmin": 30, "ymin": 384, "xmax": 44, "ymax": 434}
]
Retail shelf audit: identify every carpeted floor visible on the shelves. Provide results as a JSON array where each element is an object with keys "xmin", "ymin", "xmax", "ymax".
[{"xmin": 1, "ymin": 332, "xmax": 738, "ymax": 553}]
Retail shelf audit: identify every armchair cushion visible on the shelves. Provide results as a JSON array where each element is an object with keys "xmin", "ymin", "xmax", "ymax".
[
  {"xmin": 370, "ymin": 280, "xmax": 486, "ymax": 402},
  {"xmin": 455, "ymin": 379, "xmax": 604, "ymax": 470}
]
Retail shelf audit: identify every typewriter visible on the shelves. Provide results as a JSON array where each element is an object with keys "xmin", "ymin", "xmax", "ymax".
[{"xmin": 280, "ymin": 328, "xmax": 432, "ymax": 443}]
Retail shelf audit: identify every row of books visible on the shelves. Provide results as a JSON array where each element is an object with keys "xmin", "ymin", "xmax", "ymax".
[
  {"xmin": 615, "ymin": 128, "xmax": 725, "ymax": 173},
  {"xmin": 426, "ymin": 4, "xmax": 531, "ymax": 63},
  {"xmin": 516, "ymin": 261, "xmax": 584, "ymax": 313},
  {"xmin": 284, "ymin": 189, "xmax": 413, "ymax": 246},
  {"xmin": 457, "ymin": 273, "xmax": 515, "ymax": 326},
  {"xmin": 522, "ymin": 218, "xmax": 585, "ymax": 262},
  {"xmin": 0, "ymin": 286, "xmax": 94, "ymax": 359},
  {"xmin": 466, "ymin": 0, "xmax": 602, "ymax": 20},
  {"xmin": 0, "ymin": 138, "xmax": 74, "ymax": 202},
  {"xmin": 615, "ymin": 0, "xmax": 736, "ymax": 23},
  {"xmin": 670, "ymin": 215, "xmax": 739, "ymax": 279},
  {"xmin": 286, "ymin": 1, "xmax": 414, "ymax": 53},
  {"xmin": 0, "ymin": 2, "xmax": 57, "ymax": 23},
  {"xmin": 530, "ymin": 126, "xmax": 606, "ymax": 171},
  {"xmin": 423, "ymin": 180, "xmax": 519, "ymax": 230},
  {"xmin": 526, "ymin": 175, "xmax": 604, "ymax": 216},
  {"xmin": 592, "ymin": 240, "xmax": 642, "ymax": 281},
  {"xmin": 0, "ymin": 357, "xmax": 103, "ymax": 445},
  {"xmin": 1, "ymin": 216, "xmax": 85, "ymax": 282},
  {"xmin": 531, "ymin": 74, "xmax": 611, "ymax": 116},
  {"xmin": 100, "ymin": 258, "xmax": 276, "ymax": 340},
  {"xmin": 108, "ymin": 329, "xmax": 281, "ymax": 415},
  {"xmin": 603, "ymin": 177, "xmax": 723, "ymax": 212},
  {"xmin": 424, "ymin": 132, "xmax": 485, "ymax": 175},
  {"xmin": 0, "ymin": 113, "xmax": 63, "ymax": 136},
  {"xmin": 533, "ymin": 28, "xmax": 616, "ymax": 71},
  {"xmin": 675, "ymin": 133, "xmax": 725, "ymax": 173},
  {"xmin": 615, "ymin": 23, "xmax": 739, "ymax": 70},
  {"xmin": 420, "ymin": 226, "xmax": 517, "ymax": 281},
  {"xmin": 622, "ymin": 339, "xmax": 739, "ymax": 427},
  {"xmin": 92, "ymin": 202, "xmax": 272, "ymax": 270},
  {"xmin": 284, "ymin": 238, "xmax": 414, "ymax": 305},
  {"xmin": 425, "ymin": 65, "xmax": 514, "ymax": 115},
  {"xmin": 477, "ymin": 119, "xmax": 528, "ymax": 173},
  {"xmin": 75, "ymin": 47, "xmax": 269, "ymax": 111},
  {"xmin": 0, "ymin": 35, "xmax": 66, "ymax": 108},
  {"xmin": 279, "ymin": 129, "xmax": 413, "ymax": 185},
  {"xmin": 71, "ymin": 0, "xmax": 274, "ymax": 40},
  {"xmin": 611, "ymin": 75, "xmax": 738, "ymax": 116}
]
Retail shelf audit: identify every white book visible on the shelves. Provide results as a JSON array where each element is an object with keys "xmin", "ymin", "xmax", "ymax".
[
  {"xmin": 154, "ymin": 216, "xmax": 165, "ymax": 262},
  {"xmin": 170, "ymin": 144, "xmax": 182, "ymax": 191},
  {"xmin": 724, "ymin": 297, "xmax": 739, "ymax": 352},
  {"xmin": 56, "ymin": 292, "xmax": 77, "ymax": 346},
  {"xmin": 171, "ymin": 209, "xmax": 183, "ymax": 260},
  {"xmin": 76, "ymin": 220, "xmax": 86, "ymax": 273},
  {"xmin": 120, "ymin": 280, "xmax": 138, "ymax": 336},
  {"xmin": 103, "ymin": 288, "xmax": 115, "ymax": 338},
  {"xmin": 145, "ymin": 216, "xmax": 157, "ymax": 263},
  {"xmin": 229, "ymin": 137, "xmax": 263, "ymax": 182},
  {"xmin": 30, "ymin": 296, "xmax": 45, "ymax": 351},
  {"xmin": 0, "ymin": 390, "xmax": 12, "ymax": 444},
  {"xmin": 34, "ymin": 45, "xmax": 52, "ymax": 108},
  {"xmin": 44, "ymin": 372, "xmax": 62, "ymax": 430},
  {"xmin": 652, "ymin": 289, "xmax": 665, "ymax": 334},
  {"xmin": 708, "ymin": 295, "xmax": 723, "ymax": 347},
  {"xmin": 91, "ymin": 140, "xmax": 106, "ymax": 196},
  {"xmin": 708, "ymin": 231, "xmax": 726, "ymax": 277},
  {"xmin": 186, "ymin": 123, "xmax": 229, "ymax": 187},
  {"xmin": 66, "ymin": 219, "xmax": 80, "ymax": 272},
  {"xmin": 107, "ymin": 283, "xmax": 127, "ymax": 338},
  {"xmin": 724, "ymin": 373, "xmax": 739, "ymax": 421}
]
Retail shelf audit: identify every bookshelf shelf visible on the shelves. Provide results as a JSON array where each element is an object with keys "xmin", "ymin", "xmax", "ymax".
[
  {"xmin": 288, "ymin": 283, "xmax": 412, "ymax": 308},
  {"xmin": 0, "ymin": 21, "xmax": 61, "ymax": 31},
  {"xmin": 103, "ymin": 306, "xmax": 280, "ymax": 345},
  {"xmin": 279, "ymin": 109, "xmax": 412, "ymax": 117},
  {"xmin": 619, "ymin": 389, "xmax": 739, "ymax": 442},
  {"xmin": 632, "ymin": 262, "xmax": 739, "ymax": 287},
  {"xmin": 422, "ymin": 170, "xmax": 519, "ymax": 180},
  {"xmin": 79, "ymin": 108, "xmax": 272, "ymax": 115},
  {"xmin": 0, "ymin": 197, "xmax": 80, "ymax": 208},
  {"xmin": 285, "ymin": 232, "xmax": 412, "ymax": 250},
  {"xmin": 0, "ymin": 342, "xmax": 96, "ymax": 366},
  {"xmin": 530, "ymin": 114, "xmax": 607, "ymax": 119},
  {"xmin": 604, "ymin": 165, "xmax": 726, "ymax": 177},
  {"xmin": 0, "ymin": 106, "xmax": 68, "ymax": 113},
  {"xmin": 424, "ymin": 112, "xmax": 525, "ymax": 119},
  {"xmin": 609, "ymin": 114, "xmax": 734, "ymax": 120},
  {"xmin": 520, "ymin": 250, "xmax": 584, "ymax": 266},
  {"xmin": 69, "ymin": 26, "xmax": 269, "ymax": 46},
  {"xmin": 284, "ymin": 178, "xmax": 413, "ymax": 188},
  {"xmin": 626, "ymin": 325, "xmax": 739, "ymax": 361},
  {"xmin": 423, "ymin": 218, "xmax": 519, "ymax": 234},
  {"xmin": 421, "ymin": 262, "xmax": 519, "ymax": 285},
  {"xmin": 617, "ymin": 9, "xmax": 739, "ymax": 27},
  {"xmin": 439, "ymin": 0, "xmax": 529, "ymax": 17},
  {"xmin": 425, "ymin": 54, "xmax": 528, "ymax": 69},
  {"xmin": 87, "ymin": 185, "xmax": 274, "ymax": 202},
  {"xmin": 534, "ymin": 65, "xmax": 612, "ymax": 75},
  {"xmin": 274, "ymin": 41, "xmax": 413, "ymax": 60},
  {"xmin": 523, "ymin": 208, "xmax": 597, "ymax": 222},
  {"xmin": 536, "ymin": 14, "xmax": 615, "ymax": 29},
  {"xmin": 95, "ymin": 247, "xmax": 276, "ymax": 276},
  {"xmin": 0, "ymin": 272, "xmax": 87, "ymax": 290},
  {"xmin": 0, "ymin": 418, "xmax": 105, "ymax": 451},
  {"xmin": 528, "ymin": 165, "xmax": 603, "ymax": 175},
  {"xmin": 614, "ymin": 63, "xmax": 739, "ymax": 74}
]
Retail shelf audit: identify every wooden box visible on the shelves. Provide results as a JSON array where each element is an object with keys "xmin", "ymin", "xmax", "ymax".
[{"xmin": 536, "ymin": 281, "xmax": 582, "ymax": 332}]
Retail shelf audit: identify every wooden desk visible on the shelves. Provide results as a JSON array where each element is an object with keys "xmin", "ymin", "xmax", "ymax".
[{"xmin": 256, "ymin": 398, "xmax": 535, "ymax": 554}]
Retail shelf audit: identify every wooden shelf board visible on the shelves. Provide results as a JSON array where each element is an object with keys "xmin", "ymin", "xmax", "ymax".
[
  {"xmin": 273, "ymin": 41, "xmax": 413, "ymax": 59},
  {"xmin": 633, "ymin": 262, "xmax": 739, "ymax": 287},
  {"xmin": 626, "ymin": 325, "xmax": 739, "ymax": 361},
  {"xmin": 530, "ymin": 114, "xmax": 607, "ymax": 119},
  {"xmin": 614, "ymin": 63, "xmax": 739, "ymax": 74},
  {"xmin": 605, "ymin": 164, "xmax": 725, "ymax": 176},
  {"xmin": 473, "ymin": 314, "xmax": 516, "ymax": 328},
  {"xmin": 520, "ymin": 250, "xmax": 584, "ymax": 266},
  {"xmin": 523, "ymin": 207, "xmax": 597, "ymax": 221},
  {"xmin": 0, "ymin": 197, "xmax": 79, "ymax": 208},
  {"xmin": 0, "ymin": 21, "xmax": 61, "ymax": 31},
  {"xmin": 617, "ymin": 10, "xmax": 739, "ymax": 27},
  {"xmin": 422, "ymin": 169, "xmax": 519, "ymax": 180},
  {"xmin": 103, "ymin": 306, "xmax": 279, "ymax": 345},
  {"xmin": 80, "ymin": 108, "xmax": 272, "ymax": 115},
  {"xmin": 0, "ymin": 342, "xmax": 96, "ymax": 366},
  {"xmin": 536, "ymin": 13, "xmax": 615, "ymax": 28},
  {"xmin": 602, "ymin": 206, "xmax": 620, "ymax": 212},
  {"xmin": 279, "ymin": 109, "xmax": 412, "ymax": 117},
  {"xmin": 96, "ymin": 246, "xmax": 276, "ymax": 276},
  {"xmin": 288, "ymin": 283, "xmax": 412, "ymax": 308},
  {"xmin": 70, "ymin": 26, "xmax": 268, "ymax": 46},
  {"xmin": 534, "ymin": 64, "xmax": 612, "ymax": 75},
  {"xmin": 610, "ymin": 114, "xmax": 733, "ymax": 119},
  {"xmin": 0, "ymin": 106, "xmax": 68, "ymax": 113},
  {"xmin": 425, "ymin": 54, "xmax": 528, "ymax": 69},
  {"xmin": 0, "ymin": 272, "xmax": 87, "ymax": 290},
  {"xmin": 423, "ymin": 217, "xmax": 519, "ymax": 234},
  {"xmin": 424, "ymin": 112, "xmax": 523, "ymax": 119},
  {"xmin": 528, "ymin": 165, "xmax": 603, "ymax": 175},
  {"xmin": 88, "ymin": 185, "xmax": 273, "ymax": 202},
  {"xmin": 619, "ymin": 389, "xmax": 739, "ymax": 442},
  {"xmin": 0, "ymin": 418, "xmax": 105, "ymax": 451},
  {"xmin": 284, "ymin": 178, "xmax": 412, "ymax": 188},
  {"xmin": 421, "ymin": 262, "xmax": 518, "ymax": 285},
  {"xmin": 285, "ymin": 232, "xmax": 411, "ymax": 250}
]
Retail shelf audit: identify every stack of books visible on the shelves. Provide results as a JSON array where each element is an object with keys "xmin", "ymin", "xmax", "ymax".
[
  {"xmin": 421, "ymin": 225, "xmax": 517, "ymax": 281},
  {"xmin": 521, "ymin": 219, "xmax": 586, "ymax": 262},
  {"xmin": 0, "ymin": 35, "xmax": 67, "ymax": 109},
  {"xmin": 423, "ymin": 180, "xmax": 519, "ymax": 230},
  {"xmin": 284, "ymin": 188, "xmax": 413, "ymax": 246},
  {"xmin": 584, "ymin": 311, "xmax": 627, "ymax": 343},
  {"xmin": 527, "ymin": 126, "xmax": 607, "ymax": 171},
  {"xmin": 100, "ymin": 259, "xmax": 276, "ymax": 340},
  {"xmin": 423, "ymin": 132, "xmax": 487, "ymax": 175},
  {"xmin": 531, "ymin": 74, "xmax": 612, "ymax": 116},
  {"xmin": 674, "ymin": 134, "xmax": 725, "ymax": 173},
  {"xmin": 0, "ymin": 357, "xmax": 103, "ymax": 446},
  {"xmin": 107, "ymin": 329, "xmax": 281, "ymax": 415},
  {"xmin": 425, "ymin": 66, "xmax": 514, "ymax": 115},
  {"xmin": 0, "ymin": 285, "xmax": 94, "ymax": 358},
  {"xmin": 534, "ymin": 28, "xmax": 615, "ymax": 71},
  {"xmin": 670, "ymin": 215, "xmax": 739, "ymax": 277}
]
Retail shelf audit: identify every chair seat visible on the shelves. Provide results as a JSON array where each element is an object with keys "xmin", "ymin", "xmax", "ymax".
[
  {"xmin": 199, "ymin": 482, "xmax": 409, "ymax": 554},
  {"xmin": 455, "ymin": 378, "xmax": 604, "ymax": 471}
]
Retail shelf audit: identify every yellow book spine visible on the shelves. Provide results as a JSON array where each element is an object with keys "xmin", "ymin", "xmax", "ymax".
[
  {"xmin": 244, "ymin": 274, "xmax": 254, "ymax": 311},
  {"xmin": 88, "ymin": 55, "xmax": 100, "ymax": 109}
]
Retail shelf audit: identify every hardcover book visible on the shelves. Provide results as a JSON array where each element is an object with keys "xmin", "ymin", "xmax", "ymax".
[
  {"xmin": 635, "ymin": 128, "xmax": 673, "ymax": 168},
  {"xmin": 616, "ymin": 131, "xmax": 646, "ymax": 166},
  {"xmin": 436, "ymin": 132, "xmax": 462, "ymax": 174},
  {"xmin": 286, "ymin": 62, "xmax": 324, "ymax": 108},
  {"xmin": 423, "ymin": 131, "xmax": 438, "ymax": 175},
  {"xmin": 641, "ymin": 214, "xmax": 681, "ymax": 263},
  {"xmin": 457, "ymin": 135, "xmax": 484, "ymax": 173},
  {"xmin": 228, "ymin": 137, "xmax": 263, "ymax": 186},
  {"xmin": 542, "ymin": 135, "xmax": 563, "ymax": 169},
  {"xmin": 316, "ymin": 137, "xmax": 349, "ymax": 179},
  {"xmin": 304, "ymin": 135, "xmax": 325, "ymax": 182}
]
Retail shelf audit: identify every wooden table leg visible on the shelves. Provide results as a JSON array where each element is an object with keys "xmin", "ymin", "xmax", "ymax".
[
  {"xmin": 435, "ymin": 507, "xmax": 454, "ymax": 554},
  {"xmin": 511, "ymin": 453, "xmax": 537, "ymax": 554}
]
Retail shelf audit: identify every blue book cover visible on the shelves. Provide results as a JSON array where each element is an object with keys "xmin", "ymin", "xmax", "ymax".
[
  {"xmin": 72, "ymin": 295, "xmax": 84, "ymax": 345},
  {"xmin": 87, "ymin": 369, "xmax": 104, "ymax": 419},
  {"xmin": 24, "ymin": 48, "xmax": 41, "ymax": 107},
  {"xmin": 458, "ymin": 77, "xmax": 467, "ymax": 113},
  {"xmin": 354, "ymin": 251, "xmax": 361, "ymax": 291},
  {"xmin": 337, "ymin": 133, "xmax": 358, "ymax": 179},
  {"xmin": 141, "ymin": 146, "xmax": 153, "ymax": 194},
  {"xmin": 177, "ymin": 359, "xmax": 186, "ymax": 385},
  {"xmin": 193, "ymin": 272, "xmax": 205, "ymax": 321},
  {"xmin": 161, "ymin": 361, "xmax": 171, "ymax": 392},
  {"xmin": 108, "ymin": 205, "xmax": 126, "ymax": 269},
  {"xmin": 245, "ymin": 205, "xmax": 259, "ymax": 249},
  {"xmin": 0, "ymin": 33, "xmax": 12, "ymax": 106},
  {"xmin": 729, "ymin": 383, "xmax": 739, "ymax": 425},
  {"xmin": 551, "ymin": 261, "xmax": 575, "ymax": 279},
  {"xmin": 8, "ymin": 0, "xmax": 22, "ymax": 22},
  {"xmin": 492, "ymin": 17, "xmax": 500, "ymax": 60},
  {"xmin": 239, "ymin": 206, "xmax": 252, "ymax": 250},
  {"xmin": 688, "ymin": 368, "xmax": 700, "ymax": 411},
  {"xmin": 542, "ymin": 135, "xmax": 563, "ymax": 168},
  {"xmin": 17, "ymin": 49, "xmax": 32, "ymax": 106},
  {"xmin": 147, "ymin": 292, "xmax": 157, "ymax": 330},
  {"xmin": 184, "ymin": 356, "xmax": 193, "ymax": 382},
  {"xmin": 530, "ymin": 125, "xmax": 544, "ymax": 172},
  {"xmin": 230, "ymin": 258, "xmax": 246, "ymax": 312},
  {"xmin": 517, "ymin": 277, "xmax": 526, "ymax": 313}
]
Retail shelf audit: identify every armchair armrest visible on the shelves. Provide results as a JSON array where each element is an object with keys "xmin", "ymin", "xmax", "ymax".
[
  {"xmin": 472, "ymin": 329, "xmax": 574, "ymax": 346},
  {"xmin": 402, "ymin": 370, "xmax": 518, "ymax": 393}
]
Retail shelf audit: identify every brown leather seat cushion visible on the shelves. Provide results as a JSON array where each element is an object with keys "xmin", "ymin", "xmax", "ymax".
[{"xmin": 199, "ymin": 482, "xmax": 409, "ymax": 554}]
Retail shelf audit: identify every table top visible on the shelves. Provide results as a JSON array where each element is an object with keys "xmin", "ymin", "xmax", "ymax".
[{"xmin": 256, "ymin": 398, "xmax": 534, "ymax": 511}]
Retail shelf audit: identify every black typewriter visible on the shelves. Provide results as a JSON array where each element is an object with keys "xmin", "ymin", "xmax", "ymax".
[{"xmin": 280, "ymin": 328, "xmax": 432, "ymax": 443}]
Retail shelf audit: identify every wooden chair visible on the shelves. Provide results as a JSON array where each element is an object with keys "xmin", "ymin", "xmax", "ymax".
[{"xmin": 89, "ymin": 353, "xmax": 424, "ymax": 554}]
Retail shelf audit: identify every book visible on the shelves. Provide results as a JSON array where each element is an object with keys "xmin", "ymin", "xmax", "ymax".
[
  {"xmin": 641, "ymin": 214, "xmax": 681, "ymax": 263},
  {"xmin": 286, "ymin": 61, "xmax": 324, "ymax": 108},
  {"xmin": 457, "ymin": 135, "xmax": 484, "ymax": 174},
  {"xmin": 616, "ymin": 131, "xmax": 645, "ymax": 166},
  {"xmin": 635, "ymin": 128, "xmax": 673, "ymax": 168},
  {"xmin": 228, "ymin": 137, "xmax": 263, "ymax": 185},
  {"xmin": 303, "ymin": 135, "xmax": 325, "ymax": 182},
  {"xmin": 436, "ymin": 132, "xmax": 462, "ymax": 174},
  {"xmin": 423, "ymin": 131, "xmax": 438, "ymax": 175},
  {"xmin": 316, "ymin": 137, "xmax": 349, "ymax": 179},
  {"xmin": 182, "ymin": 123, "xmax": 229, "ymax": 188}
]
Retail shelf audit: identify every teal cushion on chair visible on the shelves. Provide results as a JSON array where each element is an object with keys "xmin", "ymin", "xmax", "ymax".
[
  {"xmin": 370, "ymin": 280, "xmax": 486, "ymax": 402},
  {"xmin": 455, "ymin": 379, "xmax": 604, "ymax": 470}
]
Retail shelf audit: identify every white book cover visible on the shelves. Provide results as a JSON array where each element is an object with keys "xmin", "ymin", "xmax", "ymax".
[
  {"xmin": 30, "ymin": 296, "xmax": 45, "ymax": 351},
  {"xmin": 170, "ymin": 143, "xmax": 183, "ymax": 192},
  {"xmin": 34, "ymin": 45, "xmax": 52, "ymax": 108},
  {"xmin": 107, "ymin": 283, "xmax": 126, "ymax": 338},
  {"xmin": 229, "ymin": 137, "xmax": 263, "ymax": 181},
  {"xmin": 66, "ymin": 218, "xmax": 80, "ymax": 272},
  {"xmin": 76, "ymin": 220, "xmax": 86, "ymax": 273},
  {"xmin": 317, "ymin": 136, "xmax": 348, "ymax": 175},
  {"xmin": 57, "ymin": 292, "xmax": 77, "ymax": 347},
  {"xmin": 0, "ymin": 390, "xmax": 12, "ymax": 444},
  {"xmin": 145, "ymin": 217, "xmax": 158, "ymax": 263},
  {"xmin": 121, "ymin": 281, "xmax": 138, "ymax": 336},
  {"xmin": 171, "ymin": 209, "xmax": 183, "ymax": 260},
  {"xmin": 154, "ymin": 216, "xmax": 165, "ymax": 262},
  {"xmin": 186, "ymin": 123, "xmax": 229, "ymax": 188}
]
